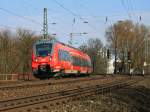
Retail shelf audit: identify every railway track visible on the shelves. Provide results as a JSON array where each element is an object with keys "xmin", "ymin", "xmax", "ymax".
[
  {"xmin": 0, "ymin": 75, "xmax": 120, "ymax": 90},
  {"xmin": 0, "ymin": 75, "xmax": 129, "ymax": 101},
  {"xmin": 0, "ymin": 77, "xmax": 143, "ymax": 112}
]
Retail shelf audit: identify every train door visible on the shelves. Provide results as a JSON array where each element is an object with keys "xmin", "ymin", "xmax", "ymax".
[{"xmin": 69, "ymin": 54, "xmax": 73, "ymax": 73}]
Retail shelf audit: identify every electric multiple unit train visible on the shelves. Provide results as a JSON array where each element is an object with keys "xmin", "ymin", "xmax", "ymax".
[{"xmin": 32, "ymin": 39, "xmax": 93, "ymax": 79}]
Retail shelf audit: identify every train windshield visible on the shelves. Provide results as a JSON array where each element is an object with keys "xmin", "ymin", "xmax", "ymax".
[{"xmin": 36, "ymin": 43, "xmax": 52, "ymax": 57}]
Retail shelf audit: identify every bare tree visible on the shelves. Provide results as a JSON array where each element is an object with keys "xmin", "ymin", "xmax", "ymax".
[
  {"xmin": 0, "ymin": 30, "xmax": 15, "ymax": 73},
  {"xmin": 16, "ymin": 29, "xmax": 37, "ymax": 74},
  {"xmin": 105, "ymin": 20, "xmax": 150, "ymax": 73},
  {"xmin": 79, "ymin": 38, "xmax": 107, "ymax": 74}
]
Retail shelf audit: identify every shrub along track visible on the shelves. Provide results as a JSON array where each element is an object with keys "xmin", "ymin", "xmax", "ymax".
[{"xmin": 0, "ymin": 77, "xmax": 143, "ymax": 112}]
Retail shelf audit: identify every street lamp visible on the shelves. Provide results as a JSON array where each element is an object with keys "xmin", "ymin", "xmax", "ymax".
[
  {"xmin": 83, "ymin": 21, "xmax": 88, "ymax": 24},
  {"xmin": 51, "ymin": 22, "xmax": 56, "ymax": 25},
  {"xmin": 52, "ymin": 33, "xmax": 56, "ymax": 36},
  {"xmin": 81, "ymin": 32, "xmax": 87, "ymax": 35}
]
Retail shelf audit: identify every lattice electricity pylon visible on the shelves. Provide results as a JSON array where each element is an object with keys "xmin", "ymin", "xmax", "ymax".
[{"xmin": 43, "ymin": 8, "xmax": 48, "ymax": 39}]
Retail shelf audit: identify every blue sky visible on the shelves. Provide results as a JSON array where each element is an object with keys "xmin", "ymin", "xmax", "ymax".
[{"xmin": 0, "ymin": 0, "xmax": 150, "ymax": 47}]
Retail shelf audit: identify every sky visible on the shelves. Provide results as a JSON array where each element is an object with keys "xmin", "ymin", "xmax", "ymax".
[{"xmin": 0, "ymin": 0, "xmax": 150, "ymax": 47}]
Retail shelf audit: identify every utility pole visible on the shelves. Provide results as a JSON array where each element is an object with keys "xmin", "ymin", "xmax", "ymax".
[
  {"xmin": 114, "ymin": 25, "xmax": 117, "ymax": 75},
  {"xmin": 114, "ymin": 39, "xmax": 117, "ymax": 74},
  {"xmin": 43, "ymin": 8, "xmax": 48, "ymax": 39},
  {"xmin": 144, "ymin": 34, "xmax": 148, "ymax": 74},
  {"xmin": 126, "ymin": 39, "xmax": 129, "ymax": 74},
  {"xmin": 69, "ymin": 33, "xmax": 73, "ymax": 45}
]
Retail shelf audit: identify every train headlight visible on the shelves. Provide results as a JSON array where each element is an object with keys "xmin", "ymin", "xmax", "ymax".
[
  {"xmin": 48, "ymin": 54, "xmax": 52, "ymax": 61},
  {"xmin": 34, "ymin": 58, "xmax": 38, "ymax": 62},
  {"xmin": 49, "ymin": 57, "xmax": 52, "ymax": 61}
]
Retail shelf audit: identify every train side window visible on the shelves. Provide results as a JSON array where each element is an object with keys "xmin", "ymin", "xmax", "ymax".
[
  {"xmin": 62, "ymin": 50, "xmax": 64, "ymax": 60},
  {"xmin": 61, "ymin": 50, "xmax": 63, "ymax": 60},
  {"xmin": 59, "ymin": 50, "xmax": 68, "ymax": 61},
  {"xmin": 88, "ymin": 60, "xmax": 92, "ymax": 67},
  {"xmin": 78, "ymin": 57, "xmax": 80, "ymax": 66},
  {"xmin": 82, "ymin": 59, "xmax": 84, "ymax": 66},
  {"xmin": 81, "ymin": 58, "xmax": 83, "ymax": 66},
  {"xmin": 63, "ymin": 51, "xmax": 69, "ymax": 61},
  {"xmin": 77, "ymin": 57, "xmax": 80, "ymax": 66},
  {"xmin": 65, "ymin": 51, "xmax": 67, "ymax": 61},
  {"xmin": 86, "ymin": 61, "xmax": 88, "ymax": 67},
  {"xmin": 67, "ymin": 52, "xmax": 71, "ymax": 61},
  {"xmin": 79, "ymin": 58, "xmax": 82, "ymax": 66},
  {"xmin": 84, "ymin": 59, "xmax": 87, "ymax": 67},
  {"xmin": 75, "ymin": 57, "xmax": 78, "ymax": 66},
  {"xmin": 72, "ymin": 56, "xmax": 75, "ymax": 65},
  {"xmin": 86, "ymin": 60, "xmax": 88, "ymax": 67},
  {"xmin": 83, "ymin": 59, "xmax": 85, "ymax": 67},
  {"xmin": 58, "ymin": 49, "xmax": 66, "ymax": 61},
  {"xmin": 72, "ymin": 56, "xmax": 76, "ymax": 65},
  {"xmin": 65, "ymin": 51, "xmax": 68, "ymax": 61},
  {"xmin": 82, "ymin": 59, "xmax": 84, "ymax": 67},
  {"xmin": 62, "ymin": 50, "xmax": 65, "ymax": 60},
  {"xmin": 87, "ymin": 60, "xmax": 89, "ymax": 67},
  {"xmin": 71, "ymin": 56, "xmax": 83, "ymax": 66},
  {"xmin": 70, "ymin": 56, "xmax": 73, "ymax": 63},
  {"xmin": 58, "ymin": 50, "xmax": 61, "ymax": 60},
  {"xmin": 84, "ymin": 59, "xmax": 86, "ymax": 67},
  {"xmin": 77, "ymin": 57, "xmax": 79, "ymax": 66},
  {"xmin": 74, "ymin": 56, "xmax": 78, "ymax": 66}
]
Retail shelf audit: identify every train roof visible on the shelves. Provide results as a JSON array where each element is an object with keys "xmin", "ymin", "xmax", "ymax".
[
  {"xmin": 34, "ymin": 38, "xmax": 90, "ymax": 59},
  {"xmin": 34, "ymin": 38, "xmax": 56, "ymax": 45},
  {"xmin": 34, "ymin": 38, "xmax": 85, "ymax": 54}
]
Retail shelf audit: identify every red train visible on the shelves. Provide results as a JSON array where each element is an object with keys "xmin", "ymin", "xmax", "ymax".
[{"xmin": 32, "ymin": 38, "xmax": 93, "ymax": 79}]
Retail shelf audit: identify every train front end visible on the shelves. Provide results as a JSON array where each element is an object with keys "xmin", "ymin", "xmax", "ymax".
[{"xmin": 32, "ymin": 39, "xmax": 55, "ymax": 79}]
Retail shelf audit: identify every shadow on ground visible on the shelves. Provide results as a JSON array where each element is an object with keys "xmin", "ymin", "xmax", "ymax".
[{"xmin": 110, "ymin": 86, "xmax": 150, "ymax": 112}]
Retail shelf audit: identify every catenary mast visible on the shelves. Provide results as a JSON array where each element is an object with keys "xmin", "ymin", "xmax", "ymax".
[{"xmin": 43, "ymin": 8, "xmax": 48, "ymax": 39}]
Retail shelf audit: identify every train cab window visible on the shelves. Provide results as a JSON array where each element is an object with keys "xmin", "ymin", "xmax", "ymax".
[{"xmin": 36, "ymin": 43, "xmax": 52, "ymax": 57}]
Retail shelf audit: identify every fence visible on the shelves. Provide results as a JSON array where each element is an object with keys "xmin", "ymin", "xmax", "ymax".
[
  {"xmin": 0, "ymin": 73, "xmax": 35, "ymax": 81},
  {"xmin": 0, "ymin": 74, "xmax": 18, "ymax": 81}
]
